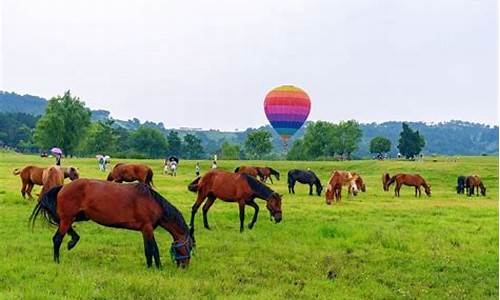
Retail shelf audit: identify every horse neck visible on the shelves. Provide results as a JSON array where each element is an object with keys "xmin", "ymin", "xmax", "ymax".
[{"xmin": 162, "ymin": 218, "xmax": 188, "ymax": 242}]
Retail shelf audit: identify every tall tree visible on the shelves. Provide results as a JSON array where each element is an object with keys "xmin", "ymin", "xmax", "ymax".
[
  {"xmin": 130, "ymin": 126, "xmax": 168, "ymax": 158},
  {"xmin": 369, "ymin": 136, "xmax": 391, "ymax": 157},
  {"xmin": 183, "ymin": 133, "xmax": 204, "ymax": 159},
  {"xmin": 166, "ymin": 131, "xmax": 182, "ymax": 157},
  {"xmin": 337, "ymin": 120, "xmax": 362, "ymax": 159},
  {"xmin": 33, "ymin": 91, "xmax": 91, "ymax": 154},
  {"xmin": 81, "ymin": 120, "xmax": 117, "ymax": 155},
  {"xmin": 220, "ymin": 141, "xmax": 241, "ymax": 160},
  {"xmin": 286, "ymin": 139, "xmax": 307, "ymax": 160},
  {"xmin": 244, "ymin": 130, "xmax": 273, "ymax": 159},
  {"xmin": 302, "ymin": 121, "xmax": 338, "ymax": 159},
  {"xmin": 397, "ymin": 123, "xmax": 425, "ymax": 159}
]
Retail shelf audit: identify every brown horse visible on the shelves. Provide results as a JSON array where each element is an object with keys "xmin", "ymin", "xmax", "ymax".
[
  {"xmin": 30, "ymin": 179, "xmax": 193, "ymax": 268},
  {"xmin": 382, "ymin": 173, "xmax": 391, "ymax": 191},
  {"xmin": 386, "ymin": 174, "xmax": 431, "ymax": 197},
  {"xmin": 188, "ymin": 170, "xmax": 282, "ymax": 232},
  {"xmin": 234, "ymin": 166, "xmax": 262, "ymax": 179},
  {"xmin": 107, "ymin": 163, "xmax": 154, "ymax": 187},
  {"xmin": 351, "ymin": 172, "xmax": 366, "ymax": 193},
  {"xmin": 466, "ymin": 175, "xmax": 486, "ymax": 196},
  {"xmin": 39, "ymin": 166, "xmax": 65, "ymax": 201},
  {"xmin": 325, "ymin": 171, "xmax": 359, "ymax": 204},
  {"xmin": 13, "ymin": 165, "xmax": 79, "ymax": 199},
  {"xmin": 256, "ymin": 167, "xmax": 280, "ymax": 184}
]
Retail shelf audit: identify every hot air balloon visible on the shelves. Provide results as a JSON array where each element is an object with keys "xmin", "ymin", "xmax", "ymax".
[{"xmin": 264, "ymin": 85, "xmax": 311, "ymax": 149}]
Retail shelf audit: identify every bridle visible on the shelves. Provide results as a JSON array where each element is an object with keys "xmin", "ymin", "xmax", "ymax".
[{"xmin": 170, "ymin": 235, "xmax": 192, "ymax": 263}]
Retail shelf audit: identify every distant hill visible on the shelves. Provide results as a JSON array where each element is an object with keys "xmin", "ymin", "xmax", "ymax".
[{"xmin": 1, "ymin": 91, "xmax": 498, "ymax": 156}]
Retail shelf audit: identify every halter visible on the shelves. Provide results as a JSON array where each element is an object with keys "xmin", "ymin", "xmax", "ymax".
[{"xmin": 170, "ymin": 235, "xmax": 192, "ymax": 262}]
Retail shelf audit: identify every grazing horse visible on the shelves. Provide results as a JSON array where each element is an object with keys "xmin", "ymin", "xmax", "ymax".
[
  {"xmin": 107, "ymin": 163, "xmax": 154, "ymax": 187},
  {"xmin": 387, "ymin": 174, "xmax": 431, "ymax": 197},
  {"xmin": 188, "ymin": 170, "xmax": 282, "ymax": 232},
  {"xmin": 456, "ymin": 176, "xmax": 467, "ymax": 194},
  {"xmin": 13, "ymin": 165, "xmax": 79, "ymax": 199},
  {"xmin": 234, "ymin": 166, "xmax": 262, "ymax": 179},
  {"xmin": 382, "ymin": 173, "xmax": 391, "ymax": 191},
  {"xmin": 287, "ymin": 169, "xmax": 323, "ymax": 196},
  {"xmin": 466, "ymin": 175, "xmax": 486, "ymax": 196},
  {"xmin": 256, "ymin": 167, "xmax": 280, "ymax": 184},
  {"xmin": 39, "ymin": 166, "xmax": 65, "ymax": 201},
  {"xmin": 30, "ymin": 179, "xmax": 194, "ymax": 268},
  {"xmin": 325, "ymin": 171, "xmax": 359, "ymax": 204},
  {"xmin": 351, "ymin": 172, "xmax": 366, "ymax": 193}
]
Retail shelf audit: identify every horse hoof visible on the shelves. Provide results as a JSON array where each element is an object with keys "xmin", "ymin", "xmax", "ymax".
[{"xmin": 248, "ymin": 224, "xmax": 254, "ymax": 229}]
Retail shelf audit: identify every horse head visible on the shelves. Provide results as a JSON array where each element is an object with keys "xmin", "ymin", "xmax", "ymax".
[
  {"xmin": 480, "ymin": 184, "xmax": 486, "ymax": 196},
  {"xmin": 325, "ymin": 184, "xmax": 334, "ymax": 205},
  {"xmin": 68, "ymin": 167, "xmax": 80, "ymax": 181},
  {"xmin": 315, "ymin": 180, "xmax": 323, "ymax": 196},
  {"xmin": 266, "ymin": 193, "xmax": 282, "ymax": 223},
  {"xmin": 424, "ymin": 184, "xmax": 432, "ymax": 196}
]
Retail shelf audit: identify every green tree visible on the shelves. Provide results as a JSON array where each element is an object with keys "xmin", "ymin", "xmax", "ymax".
[
  {"xmin": 397, "ymin": 123, "xmax": 425, "ymax": 159},
  {"xmin": 286, "ymin": 139, "xmax": 307, "ymax": 160},
  {"xmin": 130, "ymin": 126, "xmax": 168, "ymax": 158},
  {"xmin": 166, "ymin": 131, "xmax": 182, "ymax": 156},
  {"xmin": 369, "ymin": 136, "xmax": 391, "ymax": 157},
  {"xmin": 33, "ymin": 91, "xmax": 91, "ymax": 154},
  {"xmin": 81, "ymin": 120, "xmax": 117, "ymax": 155},
  {"xmin": 244, "ymin": 130, "xmax": 273, "ymax": 158},
  {"xmin": 302, "ymin": 121, "xmax": 338, "ymax": 159},
  {"xmin": 337, "ymin": 120, "xmax": 362, "ymax": 159},
  {"xmin": 183, "ymin": 133, "xmax": 204, "ymax": 159},
  {"xmin": 220, "ymin": 141, "xmax": 241, "ymax": 160}
]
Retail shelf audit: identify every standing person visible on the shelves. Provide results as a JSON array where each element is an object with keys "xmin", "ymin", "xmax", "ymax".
[
  {"xmin": 170, "ymin": 160, "xmax": 177, "ymax": 176},
  {"xmin": 195, "ymin": 162, "xmax": 200, "ymax": 176},
  {"xmin": 98, "ymin": 156, "xmax": 105, "ymax": 171},
  {"xmin": 55, "ymin": 154, "xmax": 61, "ymax": 166},
  {"xmin": 211, "ymin": 161, "xmax": 217, "ymax": 169}
]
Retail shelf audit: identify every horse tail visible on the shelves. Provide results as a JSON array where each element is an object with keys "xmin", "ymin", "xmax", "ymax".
[
  {"xmin": 234, "ymin": 167, "xmax": 240, "ymax": 173},
  {"xmin": 29, "ymin": 185, "xmax": 63, "ymax": 230},
  {"xmin": 188, "ymin": 176, "xmax": 201, "ymax": 193},
  {"xmin": 145, "ymin": 168, "xmax": 155, "ymax": 189},
  {"xmin": 12, "ymin": 168, "xmax": 21, "ymax": 175}
]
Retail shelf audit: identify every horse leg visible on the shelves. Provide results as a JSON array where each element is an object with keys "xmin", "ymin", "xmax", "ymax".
[
  {"xmin": 190, "ymin": 194, "xmax": 207, "ymax": 232},
  {"xmin": 309, "ymin": 184, "xmax": 313, "ymax": 195},
  {"xmin": 238, "ymin": 202, "xmax": 246, "ymax": 233},
  {"xmin": 202, "ymin": 195, "xmax": 216, "ymax": 230},
  {"xmin": 247, "ymin": 199, "xmax": 259, "ymax": 229},
  {"xmin": 269, "ymin": 176, "xmax": 273, "ymax": 184},
  {"xmin": 52, "ymin": 218, "xmax": 72, "ymax": 263},
  {"xmin": 21, "ymin": 181, "xmax": 27, "ymax": 198},
  {"xmin": 67, "ymin": 227, "xmax": 80, "ymax": 251},
  {"xmin": 141, "ymin": 225, "xmax": 155, "ymax": 268},
  {"xmin": 395, "ymin": 182, "xmax": 401, "ymax": 197},
  {"xmin": 27, "ymin": 183, "xmax": 35, "ymax": 199},
  {"xmin": 150, "ymin": 236, "xmax": 161, "ymax": 268}
]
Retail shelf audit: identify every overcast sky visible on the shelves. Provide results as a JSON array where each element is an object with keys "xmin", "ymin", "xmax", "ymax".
[{"xmin": 1, "ymin": 0, "xmax": 498, "ymax": 130}]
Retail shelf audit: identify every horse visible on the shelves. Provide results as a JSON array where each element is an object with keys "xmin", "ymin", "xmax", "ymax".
[
  {"xmin": 382, "ymin": 173, "xmax": 391, "ymax": 191},
  {"xmin": 234, "ymin": 166, "xmax": 262, "ymax": 179},
  {"xmin": 287, "ymin": 169, "xmax": 323, "ymax": 196},
  {"xmin": 187, "ymin": 170, "xmax": 282, "ymax": 232},
  {"xmin": 466, "ymin": 175, "xmax": 486, "ymax": 196},
  {"xmin": 351, "ymin": 172, "xmax": 366, "ymax": 193},
  {"xmin": 386, "ymin": 174, "xmax": 431, "ymax": 197},
  {"xmin": 13, "ymin": 165, "xmax": 79, "ymax": 199},
  {"xmin": 256, "ymin": 167, "xmax": 280, "ymax": 184},
  {"xmin": 456, "ymin": 176, "xmax": 467, "ymax": 194},
  {"xmin": 325, "ymin": 171, "xmax": 359, "ymax": 204},
  {"xmin": 39, "ymin": 166, "xmax": 65, "ymax": 201},
  {"xmin": 107, "ymin": 163, "xmax": 154, "ymax": 187},
  {"xmin": 29, "ymin": 179, "xmax": 194, "ymax": 268}
]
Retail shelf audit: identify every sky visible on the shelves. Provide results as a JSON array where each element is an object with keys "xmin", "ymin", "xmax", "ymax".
[{"xmin": 1, "ymin": 0, "xmax": 498, "ymax": 130}]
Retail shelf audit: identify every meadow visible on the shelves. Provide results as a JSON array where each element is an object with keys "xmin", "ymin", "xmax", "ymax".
[{"xmin": 0, "ymin": 151, "xmax": 497, "ymax": 299}]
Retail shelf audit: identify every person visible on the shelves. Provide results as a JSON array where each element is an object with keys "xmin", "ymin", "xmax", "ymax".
[
  {"xmin": 163, "ymin": 159, "xmax": 170, "ymax": 175},
  {"xmin": 212, "ymin": 161, "xmax": 217, "ymax": 169},
  {"xmin": 55, "ymin": 154, "xmax": 61, "ymax": 166},
  {"xmin": 195, "ymin": 162, "xmax": 200, "ymax": 176},
  {"xmin": 99, "ymin": 156, "xmax": 105, "ymax": 171},
  {"xmin": 170, "ymin": 160, "xmax": 177, "ymax": 176}
]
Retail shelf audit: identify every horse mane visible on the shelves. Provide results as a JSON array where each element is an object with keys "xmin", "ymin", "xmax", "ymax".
[
  {"xmin": 139, "ymin": 184, "xmax": 189, "ymax": 232},
  {"xmin": 242, "ymin": 173, "xmax": 274, "ymax": 200},
  {"xmin": 268, "ymin": 167, "xmax": 279, "ymax": 176}
]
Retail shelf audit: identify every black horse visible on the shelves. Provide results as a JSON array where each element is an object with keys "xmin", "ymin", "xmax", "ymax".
[
  {"xmin": 456, "ymin": 176, "xmax": 467, "ymax": 194},
  {"xmin": 287, "ymin": 169, "xmax": 323, "ymax": 196}
]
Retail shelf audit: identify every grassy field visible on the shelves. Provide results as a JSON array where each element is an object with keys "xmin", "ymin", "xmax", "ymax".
[{"xmin": 0, "ymin": 151, "xmax": 497, "ymax": 299}]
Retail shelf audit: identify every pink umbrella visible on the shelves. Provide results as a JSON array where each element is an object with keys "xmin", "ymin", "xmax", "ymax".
[{"xmin": 51, "ymin": 147, "xmax": 63, "ymax": 155}]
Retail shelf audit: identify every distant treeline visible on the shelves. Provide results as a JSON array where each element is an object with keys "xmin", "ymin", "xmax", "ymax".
[{"xmin": 1, "ymin": 91, "xmax": 498, "ymax": 158}]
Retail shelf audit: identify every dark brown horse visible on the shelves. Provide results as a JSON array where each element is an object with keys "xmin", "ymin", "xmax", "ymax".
[
  {"xmin": 256, "ymin": 167, "xmax": 280, "ymax": 184},
  {"xmin": 466, "ymin": 175, "xmax": 486, "ymax": 196},
  {"xmin": 13, "ymin": 165, "xmax": 79, "ymax": 199},
  {"xmin": 39, "ymin": 166, "xmax": 65, "ymax": 201},
  {"xmin": 107, "ymin": 163, "xmax": 154, "ymax": 187},
  {"xmin": 386, "ymin": 174, "xmax": 431, "ymax": 197},
  {"xmin": 382, "ymin": 173, "xmax": 391, "ymax": 191},
  {"xmin": 188, "ymin": 170, "xmax": 282, "ymax": 232},
  {"xmin": 30, "ymin": 179, "xmax": 193, "ymax": 268}
]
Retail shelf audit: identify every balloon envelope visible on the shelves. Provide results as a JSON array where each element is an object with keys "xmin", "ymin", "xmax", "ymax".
[{"xmin": 264, "ymin": 85, "xmax": 311, "ymax": 143}]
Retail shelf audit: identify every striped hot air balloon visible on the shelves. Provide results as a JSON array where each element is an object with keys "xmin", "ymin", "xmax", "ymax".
[{"xmin": 264, "ymin": 85, "xmax": 311, "ymax": 147}]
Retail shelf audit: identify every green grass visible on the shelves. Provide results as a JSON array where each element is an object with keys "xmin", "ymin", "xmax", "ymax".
[{"xmin": 0, "ymin": 152, "xmax": 497, "ymax": 299}]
